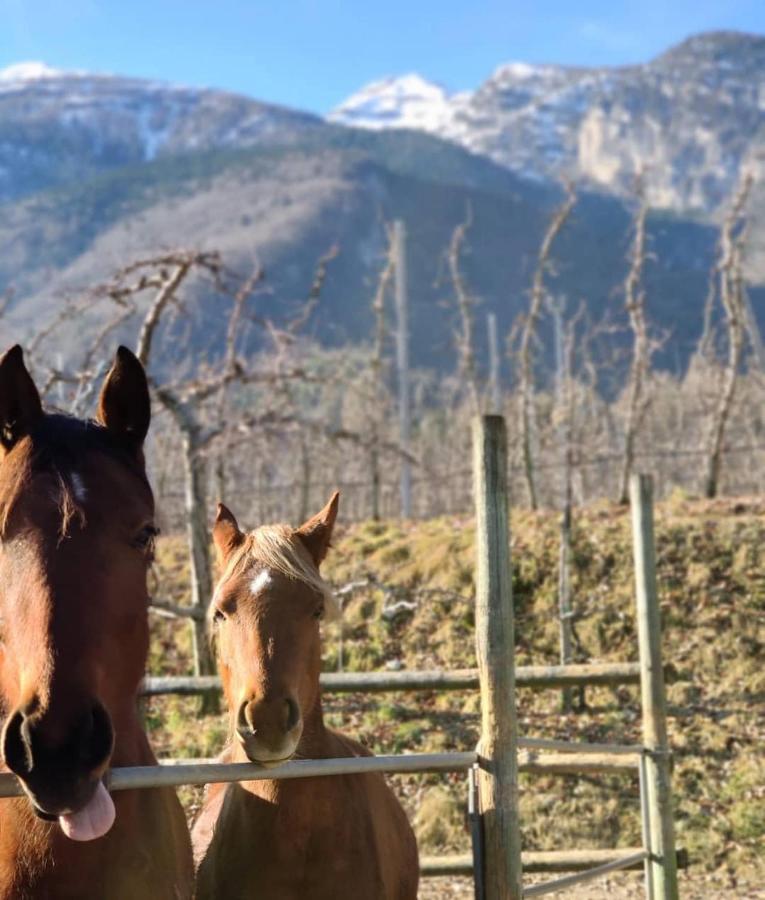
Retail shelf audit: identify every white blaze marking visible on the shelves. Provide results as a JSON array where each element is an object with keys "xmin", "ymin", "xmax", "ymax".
[
  {"xmin": 70, "ymin": 473, "xmax": 87, "ymax": 503},
  {"xmin": 250, "ymin": 569, "xmax": 273, "ymax": 596}
]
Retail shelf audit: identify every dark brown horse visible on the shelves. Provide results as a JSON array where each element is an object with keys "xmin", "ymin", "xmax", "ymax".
[
  {"xmin": 193, "ymin": 494, "xmax": 419, "ymax": 899},
  {"xmin": 0, "ymin": 345, "xmax": 193, "ymax": 898}
]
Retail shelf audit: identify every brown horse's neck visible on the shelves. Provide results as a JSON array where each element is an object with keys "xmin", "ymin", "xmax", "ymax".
[
  {"xmin": 108, "ymin": 701, "xmax": 156, "ymax": 767},
  {"xmin": 296, "ymin": 694, "xmax": 329, "ymax": 757}
]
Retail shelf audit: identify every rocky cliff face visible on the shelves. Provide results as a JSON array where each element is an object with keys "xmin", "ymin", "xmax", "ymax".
[{"xmin": 331, "ymin": 31, "xmax": 765, "ymax": 215}]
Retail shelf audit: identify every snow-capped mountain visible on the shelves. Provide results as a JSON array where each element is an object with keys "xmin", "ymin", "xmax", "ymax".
[
  {"xmin": 0, "ymin": 62, "xmax": 322, "ymax": 201},
  {"xmin": 5, "ymin": 31, "xmax": 763, "ymax": 214},
  {"xmin": 0, "ymin": 61, "xmax": 72, "ymax": 82},
  {"xmin": 328, "ymin": 73, "xmax": 462, "ymax": 132},
  {"xmin": 1, "ymin": 37, "xmax": 762, "ymax": 370},
  {"xmin": 330, "ymin": 31, "xmax": 765, "ymax": 214}
]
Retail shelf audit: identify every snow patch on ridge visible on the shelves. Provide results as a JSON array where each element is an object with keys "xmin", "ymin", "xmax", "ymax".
[
  {"xmin": 0, "ymin": 61, "xmax": 67, "ymax": 82},
  {"xmin": 328, "ymin": 73, "xmax": 455, "ymax": 132},
  {"xmin": 493, "ymin": 61, "xmax": 539, "ymax": 81}
]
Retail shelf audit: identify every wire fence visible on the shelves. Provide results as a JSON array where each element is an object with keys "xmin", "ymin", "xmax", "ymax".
[{"xmin": 154, "ymin": 439, "xmax": 765, "ymax": 530}]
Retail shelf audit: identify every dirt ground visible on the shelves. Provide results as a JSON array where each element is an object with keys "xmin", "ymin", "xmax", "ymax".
[{"xmin": 417, "ymin": 871, "xmax": 765, "ymax": 898}]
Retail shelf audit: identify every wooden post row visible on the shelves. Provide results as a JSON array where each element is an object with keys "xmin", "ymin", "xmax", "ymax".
[
  {"xmin": 472, "ymin": 416, "xmax": 523, "ymax": 900},
  {"xmin": 630, "ymin": 474, "xmax": 679, "ymax": 900}
]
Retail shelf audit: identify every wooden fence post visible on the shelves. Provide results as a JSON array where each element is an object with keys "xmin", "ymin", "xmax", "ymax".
[
  {"xmin": 630, "ymin": 474, "xmax": 679, "ymax": 900},
  {"xmin": 472, "ymin": 416, "xmax": 523, "ymax": 900}
]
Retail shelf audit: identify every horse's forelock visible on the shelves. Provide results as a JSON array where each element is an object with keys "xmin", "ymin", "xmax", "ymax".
[
  {"xmin": 0, "ymin": 446, "xmax": 32, "ymax": 538},
  {"xmin": 0, "ymin": 413, "xmax": 148, "ymax": 540},
  {"xmin": 1, "ymin": 458, "xmax": 86, "ymax": 541},
  {"xmin": 213, "ymin": 524, "xmax": 338, "ymax": 620}
]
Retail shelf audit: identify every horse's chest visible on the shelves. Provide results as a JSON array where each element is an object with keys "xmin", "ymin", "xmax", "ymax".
[
  {"xmin": 202, "ymin": 784, "xmax": 385, "ymax": 900},
  {"xmin": 13, "ymin": 842, "xmax": 184, "ymax": 900}
]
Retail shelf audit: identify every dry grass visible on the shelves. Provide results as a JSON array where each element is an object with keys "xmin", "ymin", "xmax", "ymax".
[{"xmin": 146, "ymin": 497, "xmax": 765, "ymax": 897}]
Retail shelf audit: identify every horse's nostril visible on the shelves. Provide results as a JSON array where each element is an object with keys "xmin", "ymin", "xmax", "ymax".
[
  {"xmin": 20, "ymin": 696, "xmax": 40, "ymax": 719},
  {"xmin": 77, "ymin": 708, "xmax": 95, "ymax": 754},
  {"xmin": 2, "ymin": 709, "xmax": 33, "ymax": 777},
  {"xmin": 4, "ymin": 700, "xmax": 114, "ymax": 777},
  {"xmin": 80, "ymin": 702, "xmax": 113, "ymax": 770},
  {"xmin": 284, "ymin": 698, "xmax": 300, "ymax": 733},
  {"xmin": 237, "ymin": 701, "xmax": 255, "ymax": 738},
  {"xmin": 236, "ymin": 698, "xmax": 299, "ymax": 742}
]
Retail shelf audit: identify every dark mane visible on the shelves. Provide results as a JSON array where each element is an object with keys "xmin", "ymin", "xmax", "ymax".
[
  {"xmin": 24, "ymin": 413, "xmax": 148, "ymax": 479},
  {"xmin": 0, "ymin": 412, "xmax": 151, "ymax": 537}
]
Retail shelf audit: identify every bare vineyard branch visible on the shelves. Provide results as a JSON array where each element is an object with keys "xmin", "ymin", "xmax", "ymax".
[
  {"xmin": 369, "ymin": 226, "xmax": 396, "ymax": 519},
  {"xmin": 372, "ymin": 228, "xmax": 395, "ymax": 397},
  {"xmin": 617, "ymin": 172, "xmax": 651, "ymax": 505},
  {"xmin": 285, "ymin": 245, "xmax": 339, "ymax": 338},
  {"xmin": 518, "ymin": 180, "xmax": 576, "ymax": 509},
  {"xmin": 448, "ymin": 204, "xmax": 482, "ymax": 416},
  {"xmin": 558, "ymin": 302, "xmax": 586, "ymax": 508},
  {"xmin": 135, "ymin": 252, "xmax": 222, "ymax": 366},
  {"xmin": 223, "ymin": 264, "xmax": 265, "ymax": 373},
  {"xmin": 702, "ymin": 171, "xmax": 754, "ymax": 498}
]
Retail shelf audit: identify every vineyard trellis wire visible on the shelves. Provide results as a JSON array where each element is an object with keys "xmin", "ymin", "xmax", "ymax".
[{"xmin": 154, "ymin": 437, "xmax": 765, "ymax": 531}]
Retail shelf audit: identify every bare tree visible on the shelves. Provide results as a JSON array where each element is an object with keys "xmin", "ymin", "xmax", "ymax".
[
  {"xmin": 447, "ymin": 204, "xmax": 482, "ymax": 416},
  {"xmin": 698, "ymin": 266, "xmax": 718, "ymax": 362},
  {"xmin": 131, "ymin": 253, "xmax": 256, "ymax": 693},
  {"xmin": 393, "ymin": 221, "xmax": 412, "ymax": 517},
  {"xmin": 617, "ymin": 173, "xmax": 652, "ymax": 505},
  {"xmin": 369, "ymin": 226, "xmax": 395, "ymax": 519},
  {"xmin": 36, "ymin": 249, "xmax": 340, "ymax": 693},
  {"xmin": 554, "ymin": 302, "xmax": 585, "ymax": 711},
  {"xmin": 702, "ymin": 172, "xmax": 754, "ymax": 498},
  {"xmin": 517, "ymin": 181, "xmax": 576, "ymax": 509}
]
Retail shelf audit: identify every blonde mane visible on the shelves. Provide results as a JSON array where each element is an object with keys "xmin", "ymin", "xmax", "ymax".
[{"xmin": 215, "ymin": 524, "xmax": 338, "ymax": 619}]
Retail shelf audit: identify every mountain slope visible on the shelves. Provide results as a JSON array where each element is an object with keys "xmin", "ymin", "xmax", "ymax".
[
  {"xmin": 0, "ymin": 62, "xmax": 323, "ymax": 202},
  {"xmin": 331, "ymin": 31, "xmax": 765, "ymax": 215},
  {"xmin": 1, "ymin": 132, "xmax": 724, "ymax": 377},
  {"xmin": 1, "ymin": 44, "xmax": 761, "ymax": 377}
]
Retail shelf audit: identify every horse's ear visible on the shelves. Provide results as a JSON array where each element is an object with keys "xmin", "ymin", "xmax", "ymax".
[
  {"xmin": 0, "ymin": 345, "xmax": 43, "ymax": 455},
  {"xmin": 213, "ymin": 502, "xmax": 245, "ymax": 565},
  {"xmin": 296, "ymin": 491, "xmax": 339, "ymax": 568},
  {"xmin": 96, "ymin": 346, "xmax": 150, "ymax": 449}
]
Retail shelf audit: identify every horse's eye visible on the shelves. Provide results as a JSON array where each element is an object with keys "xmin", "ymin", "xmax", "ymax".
[
  {"xmin": 313, "ymin": 603, "xmax": 325, "ymax": 621},
  {"xmin": 134, "ymin": 525, "xmax": 159, "ymax": 557},
  {"xmin": 213, "ymin": 608, "xmax": 226, "ymax": 624}
]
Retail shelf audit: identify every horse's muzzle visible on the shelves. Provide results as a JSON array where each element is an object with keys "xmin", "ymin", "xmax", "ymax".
[
  {"xmin": 1, "ymin": 698, "xmax": 114, "ymax": 817},
  {"xmin": 236, "ymin": 696, "xmax": 302, "ymax": 764}
]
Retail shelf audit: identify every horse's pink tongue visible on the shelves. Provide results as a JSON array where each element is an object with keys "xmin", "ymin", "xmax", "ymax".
[{"xmin": 58, "ymin": 782, "xmax": 115, "ymax": 842}]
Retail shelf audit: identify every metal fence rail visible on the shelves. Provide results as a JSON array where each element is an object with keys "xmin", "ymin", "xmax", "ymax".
[
  {"xmin": 0, "ymin": 747, "xmax": 661, "ymax": 886},
  {"xmin": 518, "ymin": 737, "xmax": 643, "ymax": 756},
  {"xmin": 141, "ymin": 661, "xmax": 643, "ymax": 697},
  {"xmin": 421, "ymin": 848, "xmax": 658, "ymax": 876},
  {"xmin": 523, "ymin": 851, "xmax": 649, "ymax": 898},
  {"xmin": 421, "ymin": 848, "xmax": 688, "ymax": 878},
  {"xmin": 0, "ymin": 753, "xmax": 478, "ymax": 799},
  {"xmin": 0, "ymin": 739, "xmax": 645, "ymax": 801}
]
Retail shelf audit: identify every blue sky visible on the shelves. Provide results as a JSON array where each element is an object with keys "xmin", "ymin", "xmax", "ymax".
[{"xmin": 1, "ymin": 0, "xmax": 763, "ymax": 113}]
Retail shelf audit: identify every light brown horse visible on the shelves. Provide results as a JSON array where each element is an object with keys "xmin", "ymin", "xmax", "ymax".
[
  {"xmin": 0, "ymin": 345, "xmax": 193, "ymax": 899},
  {"xmin": 193, "ymin": 494, "xmax": 419, "ymax": 900}
]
